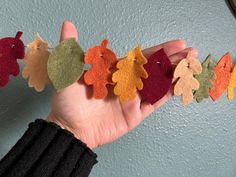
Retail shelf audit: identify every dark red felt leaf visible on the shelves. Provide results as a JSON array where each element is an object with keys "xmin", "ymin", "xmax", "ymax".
[
  {"xmin": 0, "ymin": 31, "xmax": 25, "ymax": 87},
  {"xmin": 140, "ymin": 49, "xmax": 173, "ymax": 104}
]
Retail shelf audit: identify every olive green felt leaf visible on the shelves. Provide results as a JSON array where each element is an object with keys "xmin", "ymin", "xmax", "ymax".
[
  {"xmin": 47, "ymin": 38, "xmax": 84, "ymax": 91},
  {"xmin": 194, "ymin": 55, "xmax": 216, "ymax": 102}
]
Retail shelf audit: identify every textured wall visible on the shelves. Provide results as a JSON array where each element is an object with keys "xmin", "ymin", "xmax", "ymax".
[{"xmin": 0, "ymin": 0, "xmax": 236, "ymax": 176}]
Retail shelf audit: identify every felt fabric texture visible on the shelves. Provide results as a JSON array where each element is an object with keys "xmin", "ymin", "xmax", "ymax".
[
  {"xmin": 174, "ymin": 52, "xmax": 202, "ymax": 105},
  {"xmin": 209, "ymin": 52, "xmax": 233, "ymax": 101},
  {"xmin": 0, "ymin": 119, "xmax": 97, "ymax": 177},
  {"xmin": 22, "ymin": 33, "xmax": 50, "ymax": 92},
  {"xmin": 112, "ymin": 45, "xmax": 148, "ymax": 102},
  {"xmin": 194, "ymin": 55, "xmax": 216, "ymax": 102},
  {"xmin": 47, "ymin": 38, "xmax": 84, "ymax": 91},
  {"xmin": 84, "ymin": 39, "xmax": 118, "ymax": 99},
  {"xmin": 140, "ymin": 48, "xmax": 173, "ymax": 104},
  {"xmin": 227, "ymin": 64, "xmax": 236, "ymax": 100},
  {"xmin": 0, "ymin": 31, "xmax": 25, "ymax": 87}
]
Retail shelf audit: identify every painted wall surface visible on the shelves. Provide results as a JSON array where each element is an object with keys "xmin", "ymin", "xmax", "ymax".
[{"xmin": 0, "ymin": 0, "xmax": 236, "ymax": 176}]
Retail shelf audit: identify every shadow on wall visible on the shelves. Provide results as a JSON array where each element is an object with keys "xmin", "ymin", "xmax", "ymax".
[
  {"xmin": 0, "ymin": 76, "xmax": 52, "ymax": 158},
  {"xmin": 225, "ymin": 0, "xmax": 236, "ymax": 19}
]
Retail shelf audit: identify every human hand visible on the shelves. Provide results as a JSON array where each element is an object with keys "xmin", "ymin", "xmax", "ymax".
[{"xmin": 48, "ymin": 20, "xmax": 198, "ymax": 149}]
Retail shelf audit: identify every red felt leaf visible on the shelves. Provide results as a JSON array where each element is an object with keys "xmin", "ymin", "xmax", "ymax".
[
  {"xmin": 140, "ymin": 48, "xmax": 173, "ymax": 104},
  {"xmin": 0, "ymin": 31, "xmax": 25, "ymax": 87}
]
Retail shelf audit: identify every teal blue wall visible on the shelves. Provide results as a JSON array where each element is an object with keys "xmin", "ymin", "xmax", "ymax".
[{"xmin": 0, "ymin": 0, "xmax": 236, "ymax": 176}]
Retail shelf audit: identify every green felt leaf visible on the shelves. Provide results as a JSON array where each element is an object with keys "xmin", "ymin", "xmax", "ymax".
[
  {"xmin": 47, "ymin": 38, "xmax": 84, "ymax": 91},
  {"xmin": 194, "ymin": 55, "xmax": 216, "ymax": 102}
]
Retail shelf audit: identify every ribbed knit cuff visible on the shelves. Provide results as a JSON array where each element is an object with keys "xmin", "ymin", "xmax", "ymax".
[{"xmin": 0, "ymin": 119, "xmax": 97, "ymax": 177}]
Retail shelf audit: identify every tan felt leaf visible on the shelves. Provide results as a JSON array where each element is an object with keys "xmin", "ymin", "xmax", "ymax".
[
  {"xmin": 22, "ymin": 33, "xmax": 50, "ymax": 92},
  {"xmin": 174, "ymin": 59, "xmax": 191, "ymax": 78},
  {"xmin": 173, "ymin": 51, "xmax": 202, "ymax": 105},
  {"xmin": 186, "ymin": 52, "xmax": 202, "ymax": 74}
]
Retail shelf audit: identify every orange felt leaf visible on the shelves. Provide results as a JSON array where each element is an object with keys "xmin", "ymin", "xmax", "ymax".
[
  {"xmin": 209, "ymin": 52, "xmax": 233, "ymax": 101},
  {"xmin": 174, "ymin": 52, "xmax": 202, "ymax": 105},
  {"xmin": 112, "ymin": 45, "xmax": 148, "ymax": 102},
  {"xmin": 22, "ymin": 33, "xmax": 50, "ymax": 92},
  {"xmin": 227, "ymin": 64, "xmax": 236, "ymax": 100},
  {"xmin": 84, "ymin": 39, "xmax": 118, "ymax": 99}
]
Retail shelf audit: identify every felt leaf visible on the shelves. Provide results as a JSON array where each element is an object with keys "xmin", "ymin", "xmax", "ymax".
[
  {"xmin": 227, "ymin": 64, "xmax": 236, "ymax": 100},
  {"xmin": 84, "ymin": 39, "xmax": 118, "ymax": 99},
  {"xmin": 209, "ymin": 52, "xmax": 233, "ymax": 101},
  {"xmin": 140, "ymin": 48, "xmax": 173, "ymax": 104},
  {"xmin": 187, "ymin": 52, "xmax": 202, "ymax": 75},
  {"xmin": 0, "ymin": 31, "xmax": 25, "ymax": 87},
  {"xmin": 193, "ymin": 55, "xmax": 216, "ymax": 102},
  {"xmin": 174, "ymin": 52, "xmax": 202, "ymax": 105},
  {"xmin": 174, "ymin": 74, "xmax": 200, "ymax": 105},
  {"xmin": 22, "ymin": 33, "xmax": 50, "ymax": 92},
  {"xmin": 112, "ymin": 45, "xmax": 148, "ymax": 102},
  {"xmin": 47, "ymin": 38, "xmax": 84, "ymax": 91},
  {"xmin": 174, "ymin": 59, "xmax": 191, "ymax": 78}
]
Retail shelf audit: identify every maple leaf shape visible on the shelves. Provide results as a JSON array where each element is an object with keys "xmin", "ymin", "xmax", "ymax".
[
  {"xmin": 112, "ymin": 45, "xmax": 148, "ymax": 102},
  {"xmin": 193, "ymin": 55, "xmax": 216, "ymax": 102},
  {"xmin": 84, "ymin": 39, "xmax": 118, "ymax": 99},
  {"xmin": 0, "ymin": 31, "xmax": 25, "ymax": 87},
  {"xmin": 22, "ymin": 33, "xmax": 50, "ymax": 92},
  {"xmin": 174, "ymin": 52, "xmax": 202, "ymax": 105}
]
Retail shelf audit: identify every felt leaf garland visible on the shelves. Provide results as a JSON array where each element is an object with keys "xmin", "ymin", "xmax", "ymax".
[
  {"xmin": 193, "ymin": 55, "xmax": 216, "ymax": 102},
  {"xmin": 174, "ymin": 52, "xmax": 202, "ymax": 105},
  {"xmin": 47, "ymin": 38, "xmax": 84, "ymax": 91},
  {"xmin": 0, "ymin": 31, "xmax": 25, "ymax": 87},
  {"xmin": 227, "ymin": 64, "xmax": 236, "ymax": 100},
  {"xmin": 22, "ymin": 33, "xmax": 50, "ymax": 92},
  {"xmin": 140, "ymin": 48, "xmax": 173, "ymax": 104},
  {"xmin": 209, "ymin": 52, "xmax": 233, "ymax": 101},
  {"xmin": 112, "ymin": 45, "xmax": 148, "ymax": 102},
  {"xmin": 84, "ymin": 39, "xmax": 118, "ymax": 99},
  {"xmin": 1, "ymin": 29, "xmax": 236, "ymax": 107}
]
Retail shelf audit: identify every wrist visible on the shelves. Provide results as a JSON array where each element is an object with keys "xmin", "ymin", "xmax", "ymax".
[
  {"xmin": 0, "ymin": 119, "xmax": 97, "ymax": 176},
  {"xmin": 47, "ymin": 112, "xmax": 94, "ymax": 149}
]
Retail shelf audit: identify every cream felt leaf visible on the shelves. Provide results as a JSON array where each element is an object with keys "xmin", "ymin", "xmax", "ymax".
[
  {"xmin": 22, "ymin": 33, "xmax": 50, "ymax": 92},
  {"xmin": 174, "ymin": 52, "xmax": 202, "ymax": 105}
]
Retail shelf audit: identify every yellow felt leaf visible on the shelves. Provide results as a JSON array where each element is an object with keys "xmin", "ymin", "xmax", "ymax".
[
  {"xmin": 22, "ymin": 33, "xmax": 50, "ymax": 92},
  {"xmin": 112, "ymin": 45, "xmax": 148, "ymax": 102},
  {"xmin": 228, "ymin": 64, "xmax": 236, "ymax": 100}
]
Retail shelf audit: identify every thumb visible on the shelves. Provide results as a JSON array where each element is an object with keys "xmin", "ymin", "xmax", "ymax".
[{"xmin": 60, "ymin": 20, "xmax": 78, "ymax": 42}]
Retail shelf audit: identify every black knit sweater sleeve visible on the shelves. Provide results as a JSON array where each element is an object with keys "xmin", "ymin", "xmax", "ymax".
[{"xmin": 0, "ymin": 119, "xmax": 97, "ymax": 177}]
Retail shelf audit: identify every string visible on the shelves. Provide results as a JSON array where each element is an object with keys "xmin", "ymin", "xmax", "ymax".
[
  {"xmin": 24, "ymin": 45, "xmax": 54, "ymax": 50},
  {"xmin": 23, "ymin": 46, "xmax": 177, "ymax": 65}
]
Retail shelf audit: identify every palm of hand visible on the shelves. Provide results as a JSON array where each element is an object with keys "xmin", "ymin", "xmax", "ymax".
[
  {"xmin": 48, "ymin": 21, "xmax": 197, "ymax": 149},
  {"xmin": 48, "ymin": 80, "xmax": 143, "ymax": 149}
]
